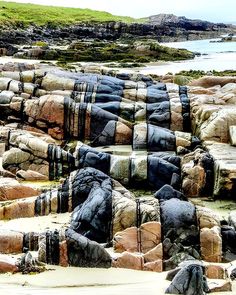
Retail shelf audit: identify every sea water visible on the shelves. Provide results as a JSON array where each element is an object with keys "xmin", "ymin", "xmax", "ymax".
[{"xmin": 139, "ymin": 38, "xmax": 236, "ymax": 75}]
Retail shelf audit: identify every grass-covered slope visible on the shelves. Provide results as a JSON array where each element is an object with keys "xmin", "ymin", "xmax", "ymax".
[{"xmin": 0, "ymin": 1, "xmax": 143, "ymax": 27}]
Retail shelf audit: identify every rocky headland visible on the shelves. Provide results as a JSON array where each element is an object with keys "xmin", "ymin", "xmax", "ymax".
[{"xmin": 0, "ymin": 60, "xmax": 235, "ymax": 293}]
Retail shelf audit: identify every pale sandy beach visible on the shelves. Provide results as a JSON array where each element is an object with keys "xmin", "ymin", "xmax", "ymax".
[
  {"xmin": 0, "ymin": 263, "xmax": 235, "ymax": 295},
  {"xmin": 0, "ymin": 265, "xmax": 235, "ymax": 295}
]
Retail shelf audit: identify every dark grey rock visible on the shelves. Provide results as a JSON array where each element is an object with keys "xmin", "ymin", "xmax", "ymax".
[
  {"xmin": 70, "ymin": 167, "xmax": 113, "ymax": 243},
  {"xmin": 165, "ymin": 264, "xmax": 210, "ymax": 295},
  {"xmin": 66, "ymin": 228, "xmax": 112, "ymax": 268},
  {"xmin": 154, "ymin": 184, "xmax": 187, "ymax": 201}
]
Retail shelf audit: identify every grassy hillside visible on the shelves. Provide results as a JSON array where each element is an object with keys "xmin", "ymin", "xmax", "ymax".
[{"xmin": 0, "ymin": 1, "xmax": 144, "ymax": 27}]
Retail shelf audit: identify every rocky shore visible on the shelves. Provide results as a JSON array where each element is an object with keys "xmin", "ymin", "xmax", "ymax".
[
  {"xmin": 0, "ymin": 13, "xmax": 230, "ymax": 45},
  {"xmin": 0, "ymin": 8, "xmax": 234, "ymax": 64},
  {"xmin": 0, "ymin": 60, "xmax": 236, "ymax": 293}
]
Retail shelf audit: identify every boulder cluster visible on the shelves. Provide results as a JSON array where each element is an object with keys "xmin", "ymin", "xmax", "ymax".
[{"xmin": 0, "ymin": 64, "xmax": 236, "ymax": 292}]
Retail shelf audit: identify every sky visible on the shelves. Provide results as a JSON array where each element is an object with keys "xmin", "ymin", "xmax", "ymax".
[{"xmin": 3, "ymin": 0, "xmax": 236, "ymax": 23}]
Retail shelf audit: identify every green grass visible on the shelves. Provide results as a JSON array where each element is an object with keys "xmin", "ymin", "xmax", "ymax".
[
  {"xmin": 176, "ymin": 69, "xmax": 236, "ymax": 79},
  {"xmin": 0, "ymin": 1, "xmax": 144, "ymax": 27}
]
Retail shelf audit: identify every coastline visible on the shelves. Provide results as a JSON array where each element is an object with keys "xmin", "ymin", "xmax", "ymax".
[{"xmin": 0, "ymin": 10, "xmax": 235, "ymax": 293}]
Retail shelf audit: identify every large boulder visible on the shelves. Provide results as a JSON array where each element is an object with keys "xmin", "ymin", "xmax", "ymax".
[
  {"xmin": 165, "ymin": 263, "xmax": 209, "ymax": 295},
  {"xmin": 154, "ymin": 184, "xmax": 187, "ymax": 201},
  {"xmin": 0, "ymin": 178, "xmax": 39, "ymax": 201},
  {"xmin": 181, "ymin": 148, "xmax": 214, "ymax": 198},
  {"xmin": 24, "ymin": 95, "xmax": 64, "ymax": 139},
  {"xmin": 160, "ymin": 198, "xmax": 200, "ymax": 266},
  {"xmin": 113, "ymin": 222, "xmax": 161, "ymax": 254},
  {"xmin": 198, "ymin": 108, "xmax": 236, "ymax": 142},
  {"xmin": 221, "ymin": 225, "xmax": 236, "ymax": 255},
  {"xmin": 112, "ymin": 251, "xmax": 144, "ymax": 270},
  {"xmin": 112, "ymin": 191, "xmax": 160, "ymax": 235},
  {"xmin": 0, "ymin": 230, "xmax": 23, "ymax": 254},
  {"xmin": 200, "ymin": 226, "xmax": 222, "ymax": 262},
  {"xmin": 2, "ymin": 144, "xmax": 49, "ymax": 177},
  {"xmin": 206, "ymin": 142, "xmax": 236, "ymax": 198},
  {"xmin": 38, "ymin": 228, "xmax": 111, "ymax": 268},
  {"xmin": 189, "ymin": 76, "xmax": 236, "ymax": 88},
  {"xmin": 16, "ymin": 170, "xmax": 48, "ymax": 181},
  {"xmin": 144, "ymin": 243, "xmax": 163, "ymax": 262},
  {"xmin": 143, "ymin": 259, "xmax": 163, "ymax": 272},
  {"xmin": 196, "ymin": 206, "xmax": 221, "ymax": 229},
  {"xmin": 66, "ymin": 228, "xmax": 112, "ymax": 268},
  {"xmin": 0, "ymin": 255, "xmax": 18, "ymax": 273},
  {"xmin": 70, "ymin": 167, "xmax": 113, "ymax": 243},
  {"xmin": 0, "ymin": 197, "xmax": 36, "ymax": 220}
]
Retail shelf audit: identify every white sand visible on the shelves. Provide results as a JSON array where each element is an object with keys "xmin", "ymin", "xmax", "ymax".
[
  {"xmin": 0, "ymin": 266, "xmax": 235, "ymax": 295},
  {"xmin": 0, "ymin": 213, "xmax": 70, "ymax": 233}
]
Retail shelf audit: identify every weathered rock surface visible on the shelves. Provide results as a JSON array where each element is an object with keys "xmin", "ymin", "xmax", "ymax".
[
  {"xmin": 0, "ymin": 197, "xmax": 35, "ymax": 220},
  {"xmin": 112, "ymin": 251, "xmax": 144, "ymax": 270},
  {"xmin": 69, "ymin": 168, "xmax": 113, "ymax": 243},
  {"xmin": 161, "ymin": 198, "xmax": 200, "ymax": 265},
  {"xmin": 229, "ymin": 211, "xmax": 236, "ymax": 230},
  {"xmin": 66, "ymin": 228, "xmax": 112, "ymax": 268},
  {"xmin": 0, "ymin": 178, "xmax": 39, "ymax": 201},
  {"xmin": 0, "ymin": 255, "xmax": 18, "ymax": 273},
  {"xmin": 112, "ymin": 192, "xmax": 160, "ymax": 234},
  {"xmin": 200, "ymin": 226, "xmax": 222, "ymax": 263},
  {"xmin": 1, "ymin": 66, "xmax": 236, "ymax": 275},
  {"xmin": 113, "ymin": 222, "xmax": 161, "ymax": 254},
  {"xmin": 16, "ymin": 170, "xmax": 48, "ymax": 181},
  {"xmin": 143, "ymin": 260, "xmax": 163, "ymax": 272},
  {"xmin": 37, "ymin": 228, "xmax": 111, "ymax": 268},
  {"xmin": 181, "ymin": 148, "xmax": 214, "ymax": 198},
  {"xmin": 189, "ymin": 76, "xmax": 236, "ymax": 88},
  {"xmin": 196, "ymin": 206, "xmax": 221, "ymax": 229},
  {"xmin": 221, "ymin": 225, "xmax": 236, "ymax": 255},
  {"xmin": 144, "ymin": 243, "xmax": 163, "ymax": 262},
  {"xmin": 0, "ymin": 230, "xmax": 23, "ymax": 254},
  {"xmin": 76, "ymin": 143, "xmax": 181, "ymax": 189},
  {"xmin": 165, "ymin": 264, "xmax": 209, "ymax": 295},
  {"xmin": 208, "ymin": 280, "xmax": 232, "ymax": 292},
  {"xmin": 154, "ymin": 184, "xmax": 187, "ymax": 201},
  {"xmin": 205, "ymin": 265, "xmax": 226, "ymax": 279},
  {"xmin": 205, "ymin": 142, "xmax": 236, "ymax": 198}
]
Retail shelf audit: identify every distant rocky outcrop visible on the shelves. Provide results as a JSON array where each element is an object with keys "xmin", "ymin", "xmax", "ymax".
[
  {"xmin": 0, "ymin": 13, "xmax": 232, "ymax": 63},
  {"xmin": 148, "ymin": 14, "xmax": 226, "ymax": 31},
  {"xmin": 0, "ymin": 15, "xmax": 230, "ymax": 48}
]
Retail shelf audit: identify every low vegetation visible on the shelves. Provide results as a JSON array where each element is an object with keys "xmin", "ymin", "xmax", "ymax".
[
  {"xmin": 34, "ymin": 41, "xmax": 194, "ymax": 63},
  {"xmin": 0, "ymin": 1, "xmax": 143, "ymax": 27},
  {"xmin": 176, "ymin": 69, "xmax": 236, "ymax": 79}
]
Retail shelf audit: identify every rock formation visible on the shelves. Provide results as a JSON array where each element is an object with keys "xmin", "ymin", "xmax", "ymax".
[{"xmin": 0, "ymin": 63, "xmax": 236, "ymax": 286}]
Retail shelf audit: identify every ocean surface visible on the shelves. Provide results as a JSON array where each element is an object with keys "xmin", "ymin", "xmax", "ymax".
[
  {"xmin": 163, "ymin": 38, "xmax": 236, "ymax": 54},
  {"xmin": 138, "ymin": 38, "xmax": 236, "ymax": 75}
]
